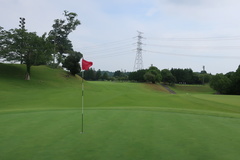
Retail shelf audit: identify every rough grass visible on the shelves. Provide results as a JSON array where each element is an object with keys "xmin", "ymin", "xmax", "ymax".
[
  {"xmin": 170, "ymin": 84, "xmax": 215, "ymax": 94},
  {"xmin": 1, "ymin": 64, "xmax": 240, "ymax": 160}
]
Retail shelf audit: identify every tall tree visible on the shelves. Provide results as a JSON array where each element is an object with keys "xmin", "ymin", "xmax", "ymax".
[
  {"xmin": 0, "ymin": 26, "xmax": 9, "ymax": 57},
  {"xmin": 48, "ymin": 10, "xmax": 80, "ymax": 66}
]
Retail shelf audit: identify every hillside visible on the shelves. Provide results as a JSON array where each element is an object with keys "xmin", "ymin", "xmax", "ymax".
[
  {"xmin": 170, "ymin": 84, "xmax": 215, "ymax": 94},
  {"xmin": 0, "ymin": 63, "xmax": 239, "ymax": 117},
  {"xmin": 0, "ymin": 63, "xmax": 81, "ymax": 89},
  {"xmin": 0, "ymin": 63, "xmax": 82, "ymax": 111}
]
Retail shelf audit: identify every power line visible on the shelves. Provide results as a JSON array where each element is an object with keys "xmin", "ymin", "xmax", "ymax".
[
  {"xmin": 145, "ymin": 50, "xmax": 240, "ymax": 59},
  {"xmin": 86, "ymin": 47, "xmax": 133, "ymax": 56},
  {"xmin": 146, "ymin": 44, "xmax": 240, "ymax": 50},
  {"xmin": 87, "ymin": 50, "xmax": 132, "ymax": 59},
  {"xmin": 75, "ymin": 33, "xmax": 240, "ymax": 63},
  {"xmin": 147, "ymin": 35, "xmax": 240, "ymax": 41},
  {"xmin": 82, "ymin": 44, "xmax": 133, "ymax": 54},
  {"xmin": 77, "ymin": 38, "xmax": 134, "ymax": 50}
]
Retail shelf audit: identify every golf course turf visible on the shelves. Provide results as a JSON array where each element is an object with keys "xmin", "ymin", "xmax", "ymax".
[{"xmin": 1, "ymin": 64, "xmax": 240, "ymax": 160}]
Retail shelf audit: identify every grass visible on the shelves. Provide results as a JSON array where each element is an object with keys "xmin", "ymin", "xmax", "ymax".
[
  {"xmin": 170, "ymin": 84, "xmax": 215, "ymax": 94},
  {"xmin": 1, "ymin": 110, "xmax": 240, "ymax": 160},
  {"xmin": 1, "ymin": 64, "xmax": 240, "ymax": 160}
]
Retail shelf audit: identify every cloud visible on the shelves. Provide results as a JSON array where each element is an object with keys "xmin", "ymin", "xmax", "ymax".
[
  {"xmin": 1, "ymin": 0, "xmax": 240, "ymax": 73},
  {"xmin": 146, "ymin": 8, "xmax": 159, "ymax": 17},
  {"xmin": 165, "ymin": 0, "xmax": 203, "ymax": 6}
]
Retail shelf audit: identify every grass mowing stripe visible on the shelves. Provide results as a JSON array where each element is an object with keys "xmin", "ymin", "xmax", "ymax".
[
  {"xmin": 1, "ymin": 105, "xmax": 240, "ymax": 119},
  {"xmin": 1, "ymin": 110, "xmax": 240, "ymax": 160}
]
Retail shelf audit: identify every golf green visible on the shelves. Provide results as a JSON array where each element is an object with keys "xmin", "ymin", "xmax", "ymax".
[{"xmin": 1, "ymin": 109, "xmax": 240, "ymax": 160}]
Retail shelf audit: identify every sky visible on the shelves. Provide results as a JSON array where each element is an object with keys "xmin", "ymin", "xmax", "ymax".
[{"xmin": 1, "ymin": 0, "xmax": 240, "ymax": 74}]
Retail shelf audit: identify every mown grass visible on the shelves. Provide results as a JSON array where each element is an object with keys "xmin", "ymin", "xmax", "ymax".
[
  {"xmin": 1, "ymin": 64, "xmax": 240, "ymax": 160},
  {"xmin": 1, "ymin": 110, "xmax": 240, "ymax": 160}
]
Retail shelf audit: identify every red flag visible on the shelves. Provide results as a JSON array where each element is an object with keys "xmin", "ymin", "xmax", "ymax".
[{"xmin": 81, "ymin": 59, "xmax": 93, "ymax": 71}]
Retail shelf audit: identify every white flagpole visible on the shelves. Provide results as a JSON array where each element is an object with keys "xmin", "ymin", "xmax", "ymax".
[
  {"xmin": 80, "ymin": 58, "xmax": 93, "ymax": 134},
  {"xmin": 81, "ymin": 70, "xmax": 84, "ymax": 134},
  {"xmin": 80, "ymin": 57, "xmax": 85, "ymax": 133}
]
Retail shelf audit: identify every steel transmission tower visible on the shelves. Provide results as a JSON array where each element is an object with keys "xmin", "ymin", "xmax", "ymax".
[{"xmin": 133, "ymin": 31, "xmax": 144, "ymax": 71}]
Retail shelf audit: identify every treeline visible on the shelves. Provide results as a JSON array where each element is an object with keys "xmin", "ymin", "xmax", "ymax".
[
  {"xmin": 129, "ymin": 68, "xmax": 211, "ymax": 84},
  {"xmin": 210, "ymin": 65, "xmax": 240, "ymax": 95},
  {"xmin": 83, "ymin": 65, "xmax": 240, "ymax": 95},
  {"xmin": 78, "ymin": 69, "xmax": 128, "ymax": 81},
  {"xmin": 82, "ymin": 65, "xmax": 211, "ymax": 85}
]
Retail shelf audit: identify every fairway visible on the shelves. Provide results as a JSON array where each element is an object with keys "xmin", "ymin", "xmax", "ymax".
[{"xmin": 1, "ymin": 64, "xmax": 240, "ymax": 160}]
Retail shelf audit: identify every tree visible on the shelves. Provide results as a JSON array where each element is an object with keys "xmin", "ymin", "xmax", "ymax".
[
  {"xmin": 0, "ymin": 28, "xmax": 53, "ymax": 80},
  {"xmin": 209, "ymin": 65, "xmax": 240, "ymax": 95},
  {"xmin": 48, "ymin": 10, "xmax": 80, "ymax": 66},
  {"xmin": 129, "ymin": 69, "xmax": 147, "ymax": 82},
  {"xmin": 102, "ymin": 72, "xmax": 109, "ymax": 80},
  {"xmin": 184, "ymin": 69, "xmax": 194, "ymax": 84},
  {"xmin": 96, "ymin": 69, "xmax": 102, "ymax": 80},
  {"xmin": 171, "ymin": 68, "xmax": 183, "ymax": 83},
  {"xmin": 231, "ymin": 65, "xmax": 240, "ymax": 95},
  {"xmin": 0, "ymin": 28, "xmax": 23, "ymax": 63},
  {"xmin": 198, "ymin": 73, "xmax": 211, "ymax": 84},
  {"xmin": 171, "ymin": 68, "xmax": 196, "ymax": 84},
  {"xmin": 22, "ymin": 32, "xmax": 53, "ymax": 79},
  {"xmin": 210, "ymin": 74, "xmax": 232, "ymax": 94},
  {"xmin": 113, "ymin": 70, "xmax": 123, "ymax": 77},
  {"xmin": 144, "ymin": 66, "xmax": 162, "ymax": 83},
  {"xmin": 84, "ymin": 68, "xmax": 96, "ymax": 80},
  {"xmin": 161, "ymin": 69, "xmax": 175, "ymax": 85},
  {"xmin": 149, "ymin": 66, "xmax": 162, "ymax": 83},
  {"xmin": 144, "ymin": 72, "xmax": 156, "ymax": 83},
  {"xmin": 192, "ymin": 72, "xmax": 202, "ymax": 84},
  {"xmin": 225, "ymin": 72, "xmax": 235, "ymax": 79},
  {"xmin": 62, "ymin": 51, "xmax": 82, "ymax": 75},
  {"xmin": 0, "ymin": 26, "xmax": 9, "ymax": 57},
  {"xmin": 113, "ymin": 70, "xmax": 128, "ymax": 81}
]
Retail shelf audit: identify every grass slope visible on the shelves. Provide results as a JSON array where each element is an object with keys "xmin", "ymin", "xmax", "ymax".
[
  {"xmin": 170, "ymin": 84, "xmax": 215, "ymax": 94},
  {"xmin": 1, "ymin": 64, "xmax": 240, "ymax": 160}
]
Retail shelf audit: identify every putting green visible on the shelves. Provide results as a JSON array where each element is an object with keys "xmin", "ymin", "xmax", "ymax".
[{"xmin": 1, "ymin": 109, "xmax": 240, "ymax": 160}]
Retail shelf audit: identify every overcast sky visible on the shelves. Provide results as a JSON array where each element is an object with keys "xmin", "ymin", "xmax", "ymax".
[{"xmin": 1, "ymin": 0, "xmax": 240, "ymax": 74}]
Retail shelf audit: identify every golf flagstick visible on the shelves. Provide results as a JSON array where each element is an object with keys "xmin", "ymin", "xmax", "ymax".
[
  {"xmin": 80, "ymin": 58, "xmax": 93, "ymax": 134},
  {"xmin": 81, "ymin": 70, "xmax": 84, "ymax": 134}
]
